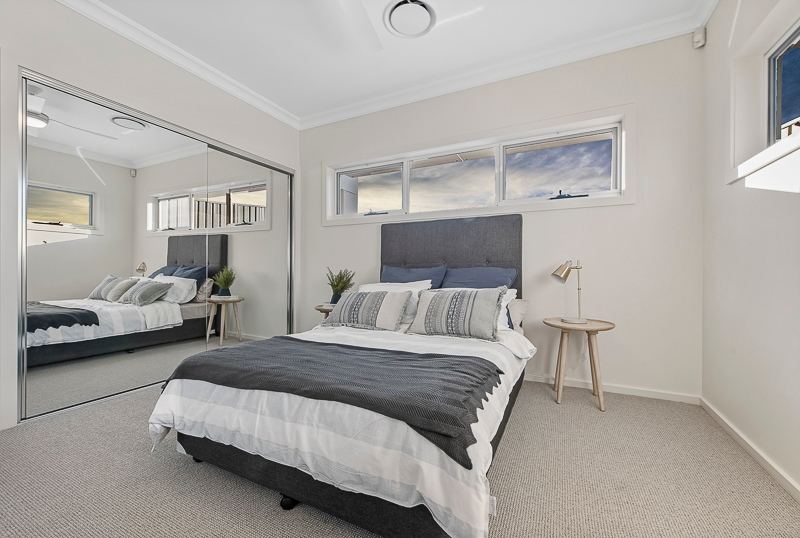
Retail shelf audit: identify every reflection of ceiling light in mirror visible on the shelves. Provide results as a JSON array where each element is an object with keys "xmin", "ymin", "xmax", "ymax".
[
  {"xmin": 111, "ymin": 116, "xmax": 147, "ymax": 130},
  {"xmin": 385, "ymin": 1, "xmax": 435, "ymax": 38},
  {"xmin": 26, "ymin": 111, "xmax": 50, "ymax": 129}
]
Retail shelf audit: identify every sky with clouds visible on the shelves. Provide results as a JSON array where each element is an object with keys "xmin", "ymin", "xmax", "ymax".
[
  {"xmin": 27, "ymin": 187, "xmax": 91, "ymax": 225},
  {"xmin": 347, "ymin": 137, "xmax": 613, "ymax": 214}
]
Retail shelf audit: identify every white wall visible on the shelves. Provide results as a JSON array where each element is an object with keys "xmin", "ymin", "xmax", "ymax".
[
  {"xmin": 133, "ymin": 151, "xmax": 290, "ymax": 339},
  {"xmin": 299, "ymin": 36, "xmax": 706, "ymax": 401},
  {"xmin": 0, "ymin": 0, "xmax": 299, "ymax": 429},
  {"xmin": 26, "ymin": 146, "xmax": 134, "ymax": 301},
  {"xmin": 703, "ymin": 0, "xmax": 800, "ymax": 492}
]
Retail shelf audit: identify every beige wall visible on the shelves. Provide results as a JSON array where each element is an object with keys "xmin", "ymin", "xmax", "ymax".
[
  {"xmin": 703, "ymin": 0, "xmax": 800, "ymax": 491},
  {"xmin": 0, "ymin": 0, "xmax": 299, "ymax": 429},
  {"xmin": 26, "ymin": 146, "xmax": 134, "ymax": 300},
  {"xmin": 133, "ymin": 151, "xmax": 290, "ymax": 339},
  {"xmin": 299, "ymin": 35, "xmax": 706, "ymax": 401}
]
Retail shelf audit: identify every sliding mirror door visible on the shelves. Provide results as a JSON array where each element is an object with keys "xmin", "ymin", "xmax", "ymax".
[
  {"xmin": 203, "ymin": 148, "xmax": 291, "ymax": 343},
  {"xmin": 22, "ymin": 79, "xmax": 210, "ymax": 417}
]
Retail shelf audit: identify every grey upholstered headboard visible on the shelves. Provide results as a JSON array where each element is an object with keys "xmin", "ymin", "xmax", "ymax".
[
  {"xmin": 380, "ymin": 215, "xmax": 523, "ymax": 297},
  {"xmin": 166, "ymin": 234, "xmax": 228, "ymax": 276}
]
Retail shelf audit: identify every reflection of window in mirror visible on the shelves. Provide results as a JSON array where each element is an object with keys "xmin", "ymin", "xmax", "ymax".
[
  {"xmin": 146, "ymin": 179, "xmax": 270, "ymax": 232},
  {"xmin": 28, "ymin": 184, "xmax": 95, "ymax": 228}
]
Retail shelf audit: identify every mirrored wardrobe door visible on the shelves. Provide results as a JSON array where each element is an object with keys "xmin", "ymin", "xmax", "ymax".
[
  {"xmin": 203, "ymin": 148, "xmax": 290, "ymax": 345},
  {"xmin": 23, "ymin": 79, "xmax": 209, "ymax": 417}
]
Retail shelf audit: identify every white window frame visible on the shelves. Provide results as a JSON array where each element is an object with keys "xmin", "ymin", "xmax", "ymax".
[
  {"xmin": 146, "ymin": 178, "xmax": 272, "ymax": 235},
  {"xmin": 26, "ymin": 181, "xmax": 102, "ymax": 236},
  {"xmin": 324, "ymin": 113, "xmax": 632, "ymax": 227}
]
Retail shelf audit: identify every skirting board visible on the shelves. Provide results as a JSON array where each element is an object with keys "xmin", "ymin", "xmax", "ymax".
[
  {"xmin": 526, "ymin": 374, "xmax": 701, "ymax": 404},
  {"xmin": 701, "ymin": 398, "xmax": 800, "ymax": 504}
]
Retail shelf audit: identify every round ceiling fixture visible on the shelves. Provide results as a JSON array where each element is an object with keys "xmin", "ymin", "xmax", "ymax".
[
  {"xmin": 111, "ymin": 116, "xmax": 147, "ymax": 130},
  {"xmin": 26, "ymin": 111, "xmax": 50, "ymax": 129},
  {"xmin": 385, "ymin": 0, "xmax": 435, "ymax": 38}
]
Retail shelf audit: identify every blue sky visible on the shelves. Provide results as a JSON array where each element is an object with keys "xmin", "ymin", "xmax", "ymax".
[{"xmin": 780, "ymin": 46, "xmax": 800, "ymax": 125}]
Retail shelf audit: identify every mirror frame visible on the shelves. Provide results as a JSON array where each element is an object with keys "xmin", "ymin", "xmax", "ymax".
[{"xmin": 17, "ymin": 68, "xmax": 295, "ymax": 421}]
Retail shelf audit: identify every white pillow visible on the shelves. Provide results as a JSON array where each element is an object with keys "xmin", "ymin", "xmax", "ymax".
[
  {"xmin": 358, "ymin": 279, "xmax": 432, "ymax": 329},
  {"xmin": 154, "ymin": 274, "xmax": 197, "ymax": 304},
  {"xmin": 507, "ymin": 299, "xmax": 527, "ymax": 334}
]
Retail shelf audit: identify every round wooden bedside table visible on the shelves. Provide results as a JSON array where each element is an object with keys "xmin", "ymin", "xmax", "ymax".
[
  {"xmin": 314, "ymin": 303, "xmax": 334, "ymax": 319},
  {"xmin": 543, "ymin": 317, "xmax": 615, "ymax": 411},
  {"xmin": 206, "ymin": 295, "xmax": 244, "ymax": 345}
]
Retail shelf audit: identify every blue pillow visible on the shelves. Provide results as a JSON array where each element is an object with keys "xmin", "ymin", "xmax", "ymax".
[
  {"xmin": 381, "ymin": 265, "xmax": 447, "ymax": 288},
  {"xmin": 148, "ymin": 264, "xmax": 179, "ymax": 278},
  {"xmin": 441, "ymin": 266, "xmax": 517, "ymax": 289},
  {"xmin": 173, "ymin": 265, "xmax": 208, "ymax": 287}
]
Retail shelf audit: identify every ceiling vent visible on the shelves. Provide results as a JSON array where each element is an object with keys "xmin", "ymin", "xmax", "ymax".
[{"xmin": 385, "ymin": 1, "xmax": 435, "ymax": 38}]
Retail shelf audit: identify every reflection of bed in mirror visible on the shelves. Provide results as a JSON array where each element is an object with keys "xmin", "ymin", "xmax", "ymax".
[{"xmin": 26, "ymin": 234, "xmax": 227, "ymax": 368}]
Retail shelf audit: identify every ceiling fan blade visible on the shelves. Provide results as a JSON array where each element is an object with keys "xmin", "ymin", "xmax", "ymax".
[
  {"xmin": 308, "ymin": 0, "xmax": 383, "ymax": 52},
  {"xmin": 51, "ymin": 118, "xmax": 118, "ymax": 141}
]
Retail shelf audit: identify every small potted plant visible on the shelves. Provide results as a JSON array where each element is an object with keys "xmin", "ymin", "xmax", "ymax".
[
  {"xmin": 326, "ymin": 267, "xmax": 355, "ymax": 304},
  {"xmin": 212, "ymin": 266, "xmax": 236, "ymax": 296}
]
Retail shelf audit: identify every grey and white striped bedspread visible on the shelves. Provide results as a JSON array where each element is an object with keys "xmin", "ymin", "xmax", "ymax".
[
  {"xmin": 150, "ymin": 326, "xmax": 536, "ymax": 538},
  {"xmin": 27, "ymin": 299, "xmax": 182, "ymax": 347}
]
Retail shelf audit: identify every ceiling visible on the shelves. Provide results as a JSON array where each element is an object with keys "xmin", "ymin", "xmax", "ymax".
[
  {"xmin": 59, "ymin": 0, "xmax": 718, "ymax": 129},
  {"xmin": 27, "ymin": 82, "xmax": 205, "ymax": 169}
]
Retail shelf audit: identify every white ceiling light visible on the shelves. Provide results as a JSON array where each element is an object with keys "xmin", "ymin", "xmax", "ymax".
[
  {"xmin": 26, "ymin": 112, "xmax": 50, "ymax": 129},
  {"xmin": 111, "ymin": 116, "xmax": 147, "ymax": 130},
  {"xmin": 385, "ymin": 0, "xmax": 435, "ymax": 38}
]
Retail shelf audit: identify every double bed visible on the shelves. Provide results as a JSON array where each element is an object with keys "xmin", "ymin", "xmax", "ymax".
[
  {"xmin": 26, "ymin": 234, "xmax": 227, "ymax": 368},
  {"xmin": 149, "ymin": 215, "xmax": 532, "ymax": 537}
]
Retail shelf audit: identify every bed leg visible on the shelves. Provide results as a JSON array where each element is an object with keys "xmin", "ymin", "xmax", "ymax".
[
  {"xmin": 192, "ymin": 457, "xmax": 203, "ymax": 463},
  {"xmin": 280, "ymin": 494, "xmax": 300, "ymax": 510}
]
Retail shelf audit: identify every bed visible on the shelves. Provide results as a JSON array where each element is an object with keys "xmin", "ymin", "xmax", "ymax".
[
  {"xmin": 26, "ymin": 234, "xmax": 228, "ymax": 368},
  {"xmin": 149, "ymin": 215, "xmax": 531, "ymax": 537}
]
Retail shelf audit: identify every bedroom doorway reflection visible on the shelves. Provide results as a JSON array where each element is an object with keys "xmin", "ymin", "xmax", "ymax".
[{"xmin": 20, "ymin": 76, "xmax": 294, "ymax": 419}]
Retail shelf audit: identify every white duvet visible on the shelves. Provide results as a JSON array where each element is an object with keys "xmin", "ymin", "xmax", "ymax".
[
  {"xmin": 149, "ymin": 327, "xmax": 536, "ymax": 538},
  {"xmin": 27, "ymin": 298, "xmax": 183, "ymax": 347}
]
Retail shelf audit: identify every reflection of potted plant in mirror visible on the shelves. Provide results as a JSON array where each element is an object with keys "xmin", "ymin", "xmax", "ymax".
[
  {"xmin": 213, "ymin": 266, "xmax": 236, "ymax": 296},
  {"xmin": 326, "ymin": 267, "xmax": 355, "ymax": 304}
]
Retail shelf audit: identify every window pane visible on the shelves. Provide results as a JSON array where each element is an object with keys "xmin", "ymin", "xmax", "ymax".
[
  {"xmin": 158, "ymin": 196, "xmax": 190, "ymax": 230},
  {"xmin": 504, "ymin": 131, "xmax": 615, "ymax": 201},
  {"xmin": 27, "ymin": 186, "xmax": 92, "ymax": 226},
  {"xmin": 409, "ymin": 149, "xmax": 495, "ymax": 213},
  {"xmin": 777, "ymin": 43, "xmax": 800, "ymax": 139},
  {"xmin": 337, "ymin": 164, "xmax": 402, "ymax": 215}
]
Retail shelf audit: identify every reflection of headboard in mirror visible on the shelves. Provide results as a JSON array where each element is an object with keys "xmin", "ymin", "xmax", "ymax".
[
  {"xmin": 380, "ymin": 215, "xmax": 523, "ymax": 297},
  {"xmin": 166, "ymin": 234, "xmax": 229, "ymax": 277}
]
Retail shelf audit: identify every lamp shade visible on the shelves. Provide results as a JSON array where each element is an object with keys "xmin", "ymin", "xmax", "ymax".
[
  {"xmin": 551, "ymin": 261, "xmax": 572, "ymax": 281},
  {"xmin": 136, "ymin": 262, "xmax": 147, "ymax": 274}
]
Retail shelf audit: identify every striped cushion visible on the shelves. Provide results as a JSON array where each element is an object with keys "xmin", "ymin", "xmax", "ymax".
[
  {"xmin": 88, "ymin": 275, "xmax": 120, "ymax": 301},
  {"xmin": 322, "ymin": 290, "xmax": 412, "ymax": 331},
  {"xmin": 118, "ymin": 280, "xmax": 173, "ymax": 306},
  {"xmin": 105, "ymin": 278, "xmax": 139, "ymax": 302},
  {"xmin": 409, "ymin": 287, "xmax": 507, "ymax": 341}
]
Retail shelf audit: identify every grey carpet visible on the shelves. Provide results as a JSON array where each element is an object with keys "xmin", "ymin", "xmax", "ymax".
[
  {"xmin": 1, "ymin": 382, "xmax": 798, "ymax": 537},
  {"xmin": 25, "ymin": 338, "xmax": 209, "ymax": 416}
]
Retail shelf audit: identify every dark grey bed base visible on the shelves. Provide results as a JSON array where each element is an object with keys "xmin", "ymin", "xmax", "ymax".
[
  {"xmin": 179, "ymin": 370, "xmax": 525, "ymax": 538},
  {"xmin": 26, "ymin": 234, "xmax": 228, "ymax": 368},
  {"xmin": 27, "ymin": 318, "xmax": 207, "ymax": 367}
]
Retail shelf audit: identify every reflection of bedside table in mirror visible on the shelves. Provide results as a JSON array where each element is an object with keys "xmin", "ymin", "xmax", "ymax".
[
  {"xmin": 315, "ymin": 303, "xmax": 334, "ymax": 319},
  {"xmin": 207, "ymin": 295, "xmax": 244, "ymax": 345}
]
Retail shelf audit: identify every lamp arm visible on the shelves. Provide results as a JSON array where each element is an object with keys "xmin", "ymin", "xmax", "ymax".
[{"xmin": 576, "ymin": 264, "xmax": 582, "ymax": 320}]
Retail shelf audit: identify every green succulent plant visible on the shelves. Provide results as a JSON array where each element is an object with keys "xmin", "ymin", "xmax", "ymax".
[
  {"xmin": 326, "ymin": 267, "xmax": 355, "ymax": 295},
  {"xmin": 212, "ymin": 266, "xmax": 236, "ymax": 289}
]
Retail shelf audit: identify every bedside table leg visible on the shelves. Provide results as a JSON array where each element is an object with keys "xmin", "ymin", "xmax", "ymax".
[
  {"xmin": 556, "ymin": 330, "xmax": 569, "ymax": 404},
  {"xmin": 206, "ymin": 304, "xmax": 217, "ymax": 343},
  {"xmin": 219, "ymin": 304, "xmax": 227, "ymax": 347},
  {"xmin": 587, "ymin": 332, "xmax": 605, "ymax": 411}
]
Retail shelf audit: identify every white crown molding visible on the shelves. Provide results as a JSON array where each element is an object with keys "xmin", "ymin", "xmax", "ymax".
[
  {"xmin": 298, "ymin": 0, "xmax": 720, "ymax": 128},
  {"xmin": 57, "ymin": 0, "xmax": 718, "ymax": 131},
  {"xmin": 131, "ymin": 144, "xmax": 207, "ymax": 169},
  {"xmin": 54, "ymin": 0, "xmax": 301, "ymax": 129}
]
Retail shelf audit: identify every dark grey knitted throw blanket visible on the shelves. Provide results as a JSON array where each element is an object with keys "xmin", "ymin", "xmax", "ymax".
[{"xmin": 166, "ymin": 335, "xmax": 504, "ymax": 469}]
